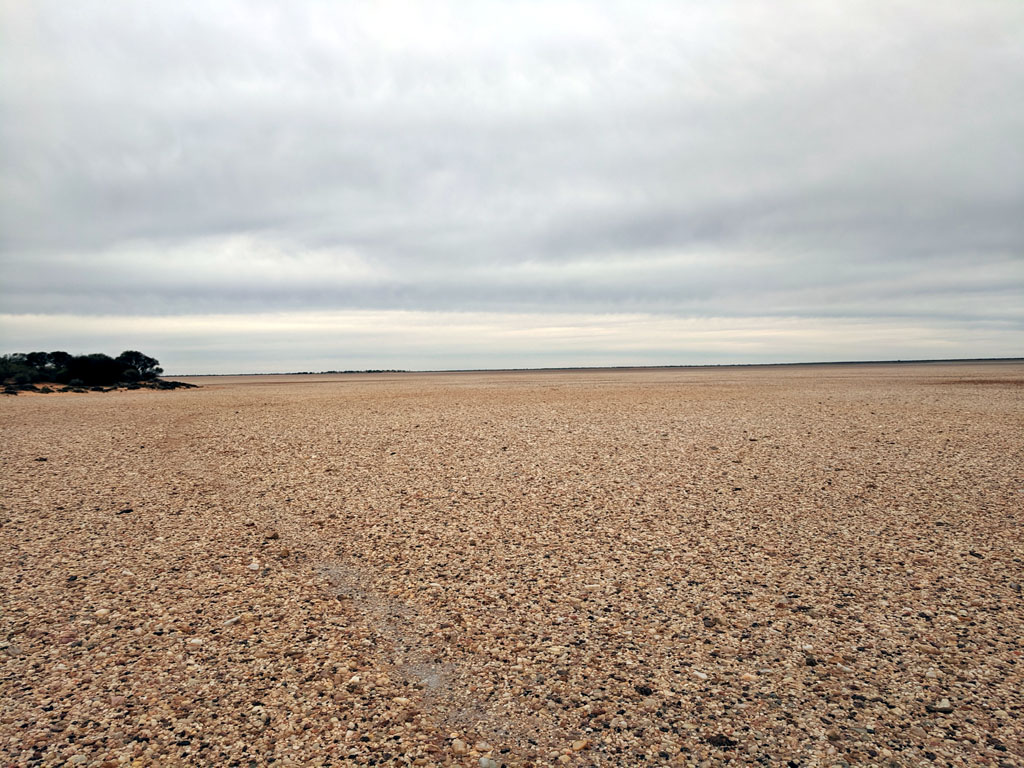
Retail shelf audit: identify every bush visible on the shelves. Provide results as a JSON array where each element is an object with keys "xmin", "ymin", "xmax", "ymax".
[
  {"xmin": 0, "ymin": 355, "xmax": 35, "ymax": 383},
  {"xmin": 2, "ymin": 349, "xmax": 170, "ymax": 391},
  {"xmin": 64, "ymin": 354, "xmax": 125, "ymax": 386},
  {"xmin": 116, "ymin": 351, "xmax": 163, "ymax": 380}
]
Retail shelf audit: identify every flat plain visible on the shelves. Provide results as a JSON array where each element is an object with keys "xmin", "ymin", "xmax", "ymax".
[{"xmin": 1, "ymin": 362, "xmax": 1022, "ymax": 767}]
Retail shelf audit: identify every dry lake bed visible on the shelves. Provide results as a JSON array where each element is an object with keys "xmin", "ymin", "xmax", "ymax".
[{"xmin": 1, "ymin": 363, "xmax": 1022, "ymax": 767}]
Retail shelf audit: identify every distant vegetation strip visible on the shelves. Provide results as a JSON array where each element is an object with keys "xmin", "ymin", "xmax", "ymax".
[
  {"xmin": 170, "ymin": 358, "xmax": 1021, "ymax": 377},
  {"xmin": 0, "ymin": 351, "xmax": 197, "ymax": 395},
  {"xmin": 178, "ymin": 369, "xmax": 408, "ymax": 376}
]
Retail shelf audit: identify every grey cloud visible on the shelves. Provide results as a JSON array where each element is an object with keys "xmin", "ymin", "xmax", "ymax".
[{"xmin": 1, "ymin": 0, "xmax": 1022, "ymax": 364}]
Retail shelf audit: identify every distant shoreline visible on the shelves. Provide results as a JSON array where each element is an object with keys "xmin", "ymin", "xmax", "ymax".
[{"xmin": 167, "ymin": 357, "xmax": 1024, "ymax": 378}]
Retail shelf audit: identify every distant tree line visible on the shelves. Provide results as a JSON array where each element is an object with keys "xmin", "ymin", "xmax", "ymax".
[{"xmin": 1, "ymin": 350, "xmax": 194, "ymax": 394}]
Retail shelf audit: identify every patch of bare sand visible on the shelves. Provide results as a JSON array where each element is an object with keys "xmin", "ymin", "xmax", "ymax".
[{"xmin": 2, "ymin": 363, "xmax": 1022, "ymax": 766}]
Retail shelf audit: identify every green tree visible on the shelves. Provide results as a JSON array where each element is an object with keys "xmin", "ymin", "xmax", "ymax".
[
  {"xmin": 0, "ymin": 354, "xmax": 38, "ymax": 383},
  {"xmin": 65, "ymin": 353, "xmax": 124, "ymax": 386},
  {"xmin": 116, "ymin": 350, "xmax": 163, "ymax": 380}
]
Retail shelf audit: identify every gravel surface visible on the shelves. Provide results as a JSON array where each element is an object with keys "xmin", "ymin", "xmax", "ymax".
[{"xmin": 2, "ymin": 363, "xmax": 1022, "ymax": 767}]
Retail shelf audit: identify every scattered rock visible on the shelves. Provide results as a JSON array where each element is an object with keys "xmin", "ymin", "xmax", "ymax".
[
  {"xmin": 706, "ymin": 734, "xmax": 738, "ymax": 748},
  {"xmin": 927, "ymin": 698, "xmax": 954, "ymax": 714},
  {"xmin": 2, "ymin": 366, "xmax": 1020, "ymax": 767}
]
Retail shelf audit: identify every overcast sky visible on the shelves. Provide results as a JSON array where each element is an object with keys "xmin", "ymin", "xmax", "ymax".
[{"xmin": 1, "ymin": 1, "xmax": 1022, "ymax": 372}]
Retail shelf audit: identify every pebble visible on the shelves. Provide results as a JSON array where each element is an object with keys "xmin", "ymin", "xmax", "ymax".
[
  {"xmin": 479, "ymin": 758, "xmax": 498, "ymax": 768},
  {"xmin": 2, "ymin": 366, "xmax": 1021, "ymax": 768},
  {"xmin": 929, "ymin": 698, "xmax": 954, "ymax": 714}
]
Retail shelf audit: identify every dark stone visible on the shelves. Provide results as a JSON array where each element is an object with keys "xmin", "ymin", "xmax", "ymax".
[
  {"xmin": 706, "ymin": 735, "xmax": 737, "ymax": 749},
  {"xmin": 634, "ymin": 684, "xmax": 653, "ymax": 696}
]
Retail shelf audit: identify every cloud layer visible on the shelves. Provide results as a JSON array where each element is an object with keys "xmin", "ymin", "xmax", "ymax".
[{"xmin": 1, "ymin": 1, "xmax": 1022, "ymax": 370}]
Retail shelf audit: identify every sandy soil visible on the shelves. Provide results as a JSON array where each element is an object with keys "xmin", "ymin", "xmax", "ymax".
[{"xmin": 1, "ymin": 363, "xmax": 1022, "ymax": 767}]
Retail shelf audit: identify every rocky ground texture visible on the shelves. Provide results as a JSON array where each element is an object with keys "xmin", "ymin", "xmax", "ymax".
[{"xmin": 1, "ymin": 363, "xmax": 1022, "ymax": 767}]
